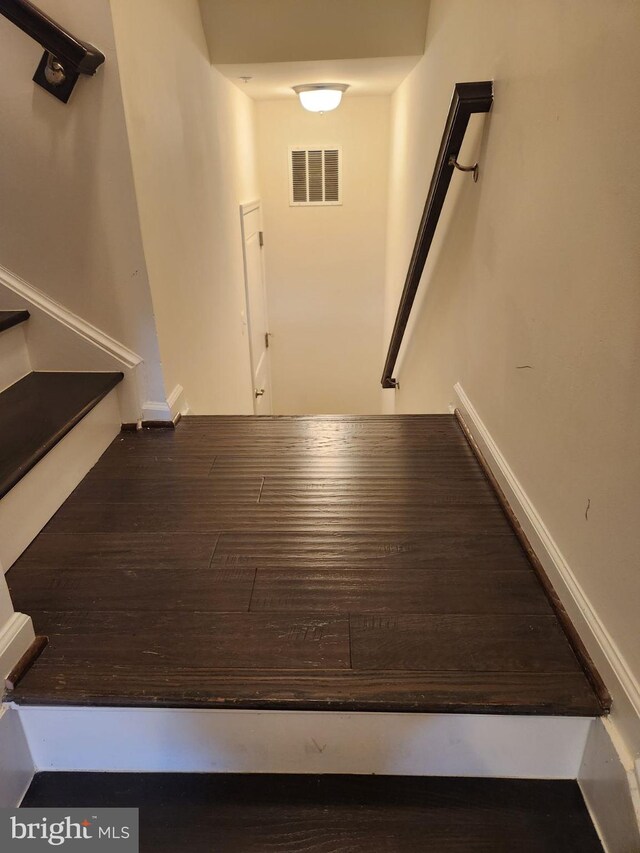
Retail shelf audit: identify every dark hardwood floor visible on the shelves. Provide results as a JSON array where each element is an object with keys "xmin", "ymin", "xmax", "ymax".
[
  {"xmin": 22, "ymin": 773, "xmax": 604, "ymax": 852},
  {"xmin": 7, "ymin": 415, "xmax": 603, "ymax": 713}
]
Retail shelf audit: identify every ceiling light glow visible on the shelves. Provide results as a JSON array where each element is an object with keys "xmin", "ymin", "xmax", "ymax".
[{"xmin": 293, "ymin": 84, "xmax": 349, "ymax": 113}]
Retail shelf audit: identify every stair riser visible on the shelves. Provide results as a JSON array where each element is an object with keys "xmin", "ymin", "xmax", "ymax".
[
  {"xmin": 0, "ymin": 707, "xmax": 33, "ymax": 808},
  {"xmin": 0, "ymin": 325, "xmax": 30, "ymax": 394},
  {"xmin": 580, "ymin": 718, "xmax": 640, "ymax": 853},
  {"xmin": 6, "ymin": 708, "xmax": 637, "ymax": 851},
  {"xmin": 11, "ymin": 706, "xmax": 592, "ymax": 779},
  {"xmin": 0, "ymin": 390, "xmax": 121, "ymax": 572}
]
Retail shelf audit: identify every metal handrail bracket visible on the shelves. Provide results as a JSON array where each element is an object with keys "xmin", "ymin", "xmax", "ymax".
[
  {"xmin": 0, "ymin": 0, "xmax": 105, "ymax": 102},
  {"xmin": 381, "ymin": 81, "xmax": 493, "ymax": 389}
]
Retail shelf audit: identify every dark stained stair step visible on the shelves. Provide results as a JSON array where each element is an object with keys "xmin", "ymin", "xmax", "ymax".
[
  {"xmin": 21, "ymin": 773, "xmax": 604, "ymax": 852},
  {"xmin": 0, "ymin": 371, "xmax": 123, "ymax": 499},
  {"xmin": 0, "ymin": 309, "xmax": 29, "ymax": 334}
]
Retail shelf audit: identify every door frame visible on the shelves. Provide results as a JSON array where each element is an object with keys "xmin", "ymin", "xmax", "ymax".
[{"xmin": 239, "ymin": 199, "xmax": 272, "ymax": 415}]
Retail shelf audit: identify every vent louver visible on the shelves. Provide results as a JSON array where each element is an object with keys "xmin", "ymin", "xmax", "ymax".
[{"xmin": 289, "ymin": 147, "xmax": 342, "ymax": 206}]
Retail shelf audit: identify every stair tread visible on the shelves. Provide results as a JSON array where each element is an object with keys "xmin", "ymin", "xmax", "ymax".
[
  {"xmin": 21, "ymin": 773, "xmax": 604, "ymax": 852},
  {"xmin": 0, "ymin": 371, "xmax": 123, "ymax": 499},
  {"xmin": 9, "ymin": 661, "xmax": 602, "ymax": 714},
  {"xmin": 0, "ymin": 309, "xmax": 29, "ymax": 333}
]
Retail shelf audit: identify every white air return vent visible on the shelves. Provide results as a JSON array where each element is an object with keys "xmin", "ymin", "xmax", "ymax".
[{"xmin": 289, "ymin": 147, "xmax": 342, "ymax": 206}]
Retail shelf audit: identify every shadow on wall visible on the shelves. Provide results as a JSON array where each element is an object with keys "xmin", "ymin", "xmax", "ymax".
[{"xmin": 393, "ymin": 105, "xmax": 495, "ymax": 411}]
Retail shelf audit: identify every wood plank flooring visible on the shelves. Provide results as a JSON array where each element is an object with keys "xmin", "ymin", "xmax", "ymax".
[
  {"xmin": 7, "ymin": 415, "xmax": 603, "ymax": 714},
  {"xmin": 22, "ymin": 773, "xmax": 604, "ymax": 852}
]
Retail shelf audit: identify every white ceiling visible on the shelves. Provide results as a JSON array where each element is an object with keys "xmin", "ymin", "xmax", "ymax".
[
  {"xmin": 216, "ymin": 56, "xmax": 422, "ymax": 101},
  {"xmin": 198, "ymin": 0, "xmax": 429, "ymax": 100},
  {"xmin": 199, "ymin": 0, "xmax": 429, "ymax": 64}
]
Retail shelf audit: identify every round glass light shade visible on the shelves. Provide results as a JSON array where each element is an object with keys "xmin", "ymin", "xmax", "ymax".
[
  {"xmin": 293, "ymin": 84, "xmax": 349, "ymax": 113},
  {"xmin": 298, "ymin": 88, "xmax": 343, "ymax": 113}
]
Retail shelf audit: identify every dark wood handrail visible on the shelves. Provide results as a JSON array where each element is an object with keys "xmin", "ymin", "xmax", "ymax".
[
  {"xmin": 381, "ymin": 81, "xmax": 493, "ymax": 389},
  {"xmin": 0, "ymin": 0, "xmax": 104, "ymax": 102}
]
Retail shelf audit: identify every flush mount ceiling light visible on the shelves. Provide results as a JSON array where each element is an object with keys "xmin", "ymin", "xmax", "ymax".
[{"xmin": 293, "ymin": 83, "xmax": 349, "ymax": 113}]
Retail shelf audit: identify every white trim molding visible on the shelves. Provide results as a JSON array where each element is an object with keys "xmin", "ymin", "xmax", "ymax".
[
  {"xmin": 454, "ymin": 382, "xmax": 640, "ymax": 848},
  {"xmin": 141, "ymin": 400, "xmax": 171, "ymax": 422},
  {"xmin": 0, "ymin": 263, "xmax": 148, "ymax": 422},
  {"xmin": 16, "ymin": 706, "xmax": 591, "ymax": 778},
  {"xmin": 0, "ymin": 264, "xmax": 142, "ymax": 369},
  {"xmin": 579, "ymin": 718, "xmax": 640, "ymax": 853},
  {"xmin": 0, "ymin": 706, "xmax": 34, "ymax": 808},
  {"xmin": 167, "ymin": 384, "xmax": 189, "ymax": 419},
  {"xmin": 240, "ymin": 199, "xmax": 261, "ymax": 217},
  {"xmin": 0, "ymin": 614, "xmax": 35, "ymax": 682},
  {"xmin": 142, "ymin": 384, "xmax": 188, "ymax": 424},
  {"xmin": 454, "ymin": 383, "xmax": 640, "ymax": 748}
]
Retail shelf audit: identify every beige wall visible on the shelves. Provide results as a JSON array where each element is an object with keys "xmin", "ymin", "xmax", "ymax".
[
  {"xmin": 257, "ymin": 96, "xmax": 390, "ymax": 414},
  {"xmin": 384, "ymin": 0, "xmax": 640, "ymax": 751},
  {"xmin": 110, "ymin": 0, "xmax": 258, "ymax": 414},
  {"xmin": 0, "ymin": 0, "xmax": 166, "ymax": 404}
]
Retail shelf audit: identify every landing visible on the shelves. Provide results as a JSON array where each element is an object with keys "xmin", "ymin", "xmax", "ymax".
[{"xmin": 8, "ymin": 415, "xmax": 602, "ymax": 714}]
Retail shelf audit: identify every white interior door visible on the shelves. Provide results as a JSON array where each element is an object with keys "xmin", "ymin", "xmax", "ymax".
[{"xmin": 240, "ymin": 201, "xmax": 272, "ymax": 414}]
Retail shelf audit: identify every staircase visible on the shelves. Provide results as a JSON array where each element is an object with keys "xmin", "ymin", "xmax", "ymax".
[
  {"xmin": 0, "ymin": 308, "xmax": 123, "ymax": 571},
  {"xmin": 0, "ymin": 410, "xmax": 610, "ymax": 849}
]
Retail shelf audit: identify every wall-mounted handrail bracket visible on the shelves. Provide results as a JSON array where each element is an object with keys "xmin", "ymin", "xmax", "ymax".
[
  {"xmin": 448, "ymin": 155, "xmax": 479, "ymax": 183},
  {"xmin": 381, "ymin": 81, "xmax": 493, "ymax": 389},
  {"xmin": 0, "ymin": 0, "xmax": 105, "ymax": 103},
  {"xmin": 33, "ymin": 50, "xmax": 80, "ymax": 103}
]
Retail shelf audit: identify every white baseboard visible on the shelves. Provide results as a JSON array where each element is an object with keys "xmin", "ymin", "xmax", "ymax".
[
  {"xmin": 0, "ymin": 324, "xmax": 31, "ymax": 394},
  {"xmin": 0, "ymin": 707, "xmax": 34, "ymax": 807},
  {"xmin": 580, "ymin": 718, "xmax": 640, "ymax": 853},
  {"xmin": 140, "ymin": 400, "xmax": 171, "ymax": 422},
  {"xmin": 0, "ymin": 613, "xmax": 35, "ymax": 682},
  {"xmin": 15, "ymin": 706, "xmax": 592, "ymax": 778},
  {"xmin": 167, "ymin": 384, "xmax": 189, "ymax": 418},
  {"xmin": 142, "ymin": 384, "xmax": 189, "ymax": 423},
  {"xmin": 454, "ymin": 383, "xmax": 640, "ymax": 746},
  {"xmin": 454, "ymin": 381, "xmax": 640, "ymax": 847},
  {"xmin": 0, "ymin": 389, "xmax": 121, "ymax": 571}
]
